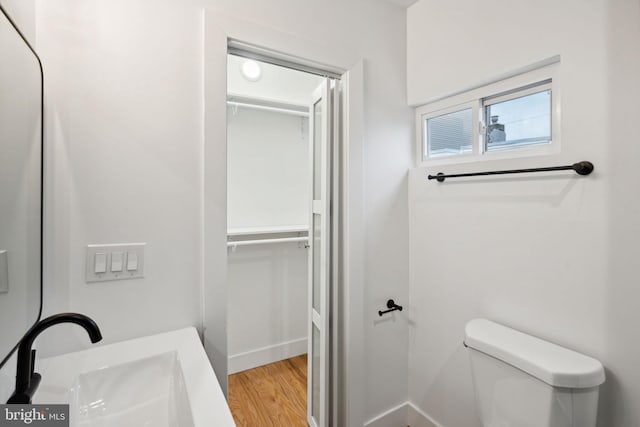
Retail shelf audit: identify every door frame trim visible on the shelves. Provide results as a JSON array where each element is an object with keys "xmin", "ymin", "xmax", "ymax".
[
  {"xmin": 203, "ymin": 11, "xmax": 366, "ymax": 426},
  {"xmin": 228, "ymin": 39, "xmax": 344, "ymax": 79}
]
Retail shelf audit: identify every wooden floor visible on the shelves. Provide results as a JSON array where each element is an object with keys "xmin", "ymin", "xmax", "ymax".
[{"xmin": 228, "ymin": 355, "xmax": 307, "ymax": 427}]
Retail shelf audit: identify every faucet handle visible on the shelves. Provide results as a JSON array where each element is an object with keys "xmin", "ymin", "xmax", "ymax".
[{"xmin": 30, "ymin": 349, "xmax": 36, "ymax": 376}]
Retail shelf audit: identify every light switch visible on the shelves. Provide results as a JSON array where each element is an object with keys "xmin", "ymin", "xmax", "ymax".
[
  {"xmin": 111, "ymin": 251, "xmax": 124, "ymax": 272},
  {"xmin": 94, "ymin": 253, "xmax": 107, "ymax": 274},
  {"xmin": 86, "ymin": 243, "xmax": 145, "ymax": 283},
  {"xmin": 127, "ymin": 251, "xmax": 138, "ymax": 271},
  {"xmin": 0, "ymin": 250, "xmax": 8, "ymax": 294}
]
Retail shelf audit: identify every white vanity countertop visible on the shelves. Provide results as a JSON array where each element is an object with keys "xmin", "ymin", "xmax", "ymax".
[{"xmin": 34, "ymin": 327, "xmax": 236, "ymax": 427}]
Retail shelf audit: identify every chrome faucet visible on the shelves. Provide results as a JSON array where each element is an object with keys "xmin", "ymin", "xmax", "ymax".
[{"xmin": 7, "ymin": 313, "xmax": 102, "ymax": 404}]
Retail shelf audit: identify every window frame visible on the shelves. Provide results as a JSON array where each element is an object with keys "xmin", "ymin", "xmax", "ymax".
[{"xmin": 415, "ymin": 64, "xmax": 560, "ymax": 167}]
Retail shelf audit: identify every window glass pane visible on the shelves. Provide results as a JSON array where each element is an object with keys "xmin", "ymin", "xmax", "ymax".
[
  {"xmin": 312, "ymin": 213, "xmax": 321, "ymax": 314},
  {"xmin": 313, "ymin": 99, "xmax": 322, "ymax": 199},
  {"xmin": 425, "ymin": 108, "xmax": 473, "ymax": 158},
  {"xmin": 485, "ymin": 90, "xmax": 551, "ymax": 151},
  {"xmin": 312, "ymin": 325, "xmax": 320, "ymax": 425}
]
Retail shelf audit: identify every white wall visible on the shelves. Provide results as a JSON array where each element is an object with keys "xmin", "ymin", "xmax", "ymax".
[
  {"xmin": 33, "ymin": 0, "xmax": 411, "ymax": 423},
  {"xmin": 0, "ymin": 0, "xmax": 35, "ymax": 43},
  {"xmin": 602, "ymin": 0, "xmax": 640, "ymax": 424},
  {"xmin": 227, "ymin": 106, "xmax": 308, "ymax": 372},
  {"xmin": 227, "ymin": 107, "xmax": 309, "ymax": 229},
  {"xmin": 35, "ymin": 0, "xmax": 203, "ymax": 357},
  {"xmin": 407, "ymin": 1, "xmax": 640, "ymax": 426},
  {"xmin": 227, "ymin": 243, "xmax": 308, "ymax": 372}
]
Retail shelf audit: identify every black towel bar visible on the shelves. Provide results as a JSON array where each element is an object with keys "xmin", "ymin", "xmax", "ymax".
[{"xmin": 428, "ymin": 161, "xmax": 594, "ymax": 183}]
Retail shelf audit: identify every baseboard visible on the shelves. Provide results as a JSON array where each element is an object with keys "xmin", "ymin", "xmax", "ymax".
[
  {"xmin": 228, "ymin": 337, "xmax": 307, "ymax": 374},
  {"xmin": 363, "ymin": 402, "xmax": 442, "ymax": 427}
]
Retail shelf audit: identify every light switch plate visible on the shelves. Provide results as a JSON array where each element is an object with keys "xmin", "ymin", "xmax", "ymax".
[
  {"xmin": 86, "ymin": 243, "xmax": 145, "ymax": 283},
  {"xmin": 0, "ymin": 250, "xmax": 8, "ymax": 294}
]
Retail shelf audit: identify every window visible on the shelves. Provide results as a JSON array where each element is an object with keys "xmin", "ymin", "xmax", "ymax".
[
  {"xmin": 416, "ymin": 69, "xmax": 558, "ymax": 166},
  {"xmin": 484, "ymin": 82, "xmax": 551, "ymax": 152},
  {"xmin": 426, "ymin": 107, "xmax": 473, "ymax": 157}
]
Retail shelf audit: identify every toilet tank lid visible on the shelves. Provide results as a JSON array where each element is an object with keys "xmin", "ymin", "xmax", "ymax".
[{"xmin": 464, "ymin": 319, "xmax": 605, "ymax": 389}]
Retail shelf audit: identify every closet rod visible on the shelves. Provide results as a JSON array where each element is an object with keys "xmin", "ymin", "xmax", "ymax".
[
  {"xmin": 227, "ymin": 100, "xmax": 309, "ymax": 117},
  {"xmin": 428, "ymin": 161, "xmax": 594, "ymax": 183},
  {"xmin": 227, "ymin": 236, "xmax": 309, "ymax": 248}
]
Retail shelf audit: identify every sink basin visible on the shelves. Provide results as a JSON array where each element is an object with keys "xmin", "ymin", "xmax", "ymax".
[
  {"xmin": 34, "ymin": 327, "xmax": 235, "ymax": 427},
  {"xmin": 71, "ymin": 351, "xmax": 194, "ymax": 427}
]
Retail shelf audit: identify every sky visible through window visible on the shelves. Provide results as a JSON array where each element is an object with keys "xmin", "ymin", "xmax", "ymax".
[{"xmin": 485, "ymin": 90, "xmax": 551, "ymax": 149}]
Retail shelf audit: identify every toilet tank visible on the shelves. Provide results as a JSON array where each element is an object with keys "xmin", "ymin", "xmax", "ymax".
[{"xmin": 465, "ymin": 319, "xmax": 605, "ymax": 427}]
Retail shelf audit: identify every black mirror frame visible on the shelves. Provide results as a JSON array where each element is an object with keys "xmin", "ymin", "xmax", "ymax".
[{"xmin": 0, "ymin": 4, "xmax": 44, "ymax": 369}]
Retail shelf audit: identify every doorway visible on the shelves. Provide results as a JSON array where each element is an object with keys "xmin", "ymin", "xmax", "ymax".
[{"xmin": 226, "ymin": 52, "xmax": 339, "ymax": 427}]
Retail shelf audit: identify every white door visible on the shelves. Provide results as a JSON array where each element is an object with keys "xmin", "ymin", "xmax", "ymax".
[{"xmin": 308, "ymin": 78, "xmax": 332, "ymax": 427}]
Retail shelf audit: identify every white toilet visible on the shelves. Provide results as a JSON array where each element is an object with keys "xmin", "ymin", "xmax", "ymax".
[{"xmin": 465, "ymin": 319, "xmax": 605, "ymax": 427}]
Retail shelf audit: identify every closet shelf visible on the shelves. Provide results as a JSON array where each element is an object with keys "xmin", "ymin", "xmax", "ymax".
[
  {"xmin": 227, "ymin": 93, "xmax": 309, "ymax": 117},
  {"xmin": 227, "ymin": 225, "xmax": 309, "ymax": 237},
  {"xmin": 227, "ymin": 226, "xmax": 309, "ymax": 250},
  {"xmin": 227, "ymin": 236, "xmax": 308, "ymax": 248}
]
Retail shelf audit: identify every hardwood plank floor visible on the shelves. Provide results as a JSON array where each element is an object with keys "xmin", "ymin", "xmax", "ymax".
[{"xmin": 228, "ymin": 355, "xmax": 307, "ymax": 427}]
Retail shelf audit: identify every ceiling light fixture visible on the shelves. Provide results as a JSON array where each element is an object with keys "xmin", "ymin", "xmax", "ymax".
[{"xmin": 241, "ymin": 59, "xmax": 262, "ymax": 82}]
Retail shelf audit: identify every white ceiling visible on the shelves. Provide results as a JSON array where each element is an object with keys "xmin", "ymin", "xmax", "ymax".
[{"xmin": 227, "ymin": 55, "xmax": 323, "ymax": 106}]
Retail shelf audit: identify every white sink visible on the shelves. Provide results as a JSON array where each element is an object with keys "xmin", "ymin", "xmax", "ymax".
[
  {"xmin": 71, "ymin": 351, "xmax": 193, "ymax": 427},
  {"xmin": 34, "ymin": 328, "xmax": 235, "ymax": 427}
]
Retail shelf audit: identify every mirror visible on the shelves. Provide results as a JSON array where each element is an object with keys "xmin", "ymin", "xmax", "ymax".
[{"xmin": 0, "ymin": 5, "xmax": 43, "ymax": 368}]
